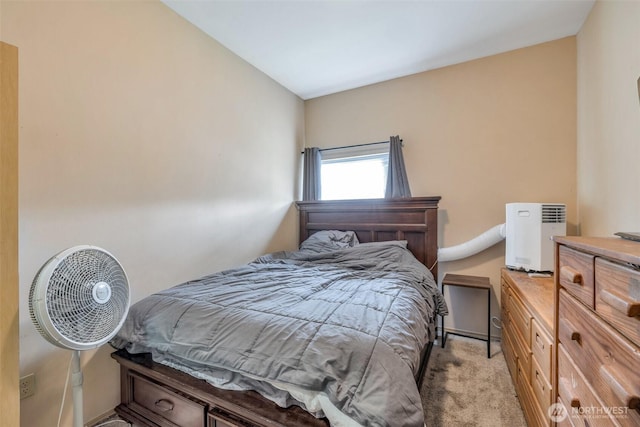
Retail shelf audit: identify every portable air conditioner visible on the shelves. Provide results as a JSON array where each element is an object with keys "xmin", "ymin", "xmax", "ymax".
[{"xmin": 505, "ymin": 203, "xmax": 566, "ymax": 272}]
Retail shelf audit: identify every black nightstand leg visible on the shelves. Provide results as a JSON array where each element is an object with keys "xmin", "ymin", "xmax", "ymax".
[{"xmin": 487, "ymin": 288, "xmax": 491, "ymax": 358}]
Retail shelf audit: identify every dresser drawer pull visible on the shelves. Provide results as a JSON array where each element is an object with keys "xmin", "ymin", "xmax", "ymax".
[
  {"xmin": 559, "ymin": 377, "xmax": 581, "ymax": 408},
  {"xmin": 560, "ymin": 266, "xmax": 583, "ymax": 285},
  {"xmin": 599, "ymin": 365, "xmax": 640, "ymax": 409},
  {"xmin": 560, "ymin": 318, "xmax": 581, "ymax": 342},
  {"xmin": 535, "ymin": 369, "xmax": 546, "ymax": 392},
  {"xmin": 154, "ymin": 398, "xmax": 175, "ymax": 412},
  {"xmin": 535, "ymin": 331, "xmax": 545, "ymax": 350},
  {"xmin": 600, "ymin": 289, "xmax": 640, "ymax": 317}
]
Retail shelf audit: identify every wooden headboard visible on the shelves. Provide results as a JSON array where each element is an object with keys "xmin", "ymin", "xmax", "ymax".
[{"xmin": 295, "ymin": 197, "xmax": 441, "ymax": 277}]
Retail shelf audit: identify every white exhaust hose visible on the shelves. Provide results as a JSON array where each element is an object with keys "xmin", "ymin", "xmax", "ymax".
[{"xmin": 438, "ymin": 223, "xmax": 507, "ymax": 262}]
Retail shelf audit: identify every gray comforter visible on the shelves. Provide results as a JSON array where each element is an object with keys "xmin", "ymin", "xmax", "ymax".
[{"xmin": 111, "ymin": 237, "xmax": 447, "ymax": 427}]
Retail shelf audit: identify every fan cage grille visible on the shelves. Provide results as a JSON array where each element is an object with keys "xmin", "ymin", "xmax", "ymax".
[{"xmin": 32, "ymin": 248, "xmax": 129, "ymax": 347}]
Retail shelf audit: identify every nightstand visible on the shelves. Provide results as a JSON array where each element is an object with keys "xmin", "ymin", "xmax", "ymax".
[{"xmin": 440, "ymin": 273, "xmax": 492, "ymax": 358}]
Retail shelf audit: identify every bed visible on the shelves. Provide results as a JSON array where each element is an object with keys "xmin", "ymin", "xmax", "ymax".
[{"xmin": 111, "ymin": 196, "xmax": 444, "ymax": 427}]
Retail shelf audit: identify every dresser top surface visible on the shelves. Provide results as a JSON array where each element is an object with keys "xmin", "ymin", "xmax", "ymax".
[
  {"xmin": 554, "ymin": 236, "xmax": 640, "ymax": 266},
  {"xmin": 501, "ymin": 268, "xmax": 554, "ymax": 334}
]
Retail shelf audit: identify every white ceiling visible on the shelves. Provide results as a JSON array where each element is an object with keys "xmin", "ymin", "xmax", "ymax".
[{"xmin": 162, "ymin": 0, "xmax": 595, "ymax": 100}]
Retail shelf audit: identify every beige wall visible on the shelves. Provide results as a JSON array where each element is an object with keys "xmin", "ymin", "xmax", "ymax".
[
  {"xmin": 577, "ymin": 0, "xmax": 640, "ymax": 235},
  {"xmin": 1, "ymin": 1, "xmax": 303, "ymax": 425},
  {"xmin": 305, "ymin": 37, "xmax": 577, "ymax": 339}
]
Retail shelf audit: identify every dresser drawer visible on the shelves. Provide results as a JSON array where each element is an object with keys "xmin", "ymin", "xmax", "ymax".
[
  {"xmin": 555, "ymin": 398, "xmax": 577, "ymax": 427},
  {"xmin": 502, "ymin": 324, "xmax": 518, "ymax": 381},
  {"xmin": 501, "ymin": 279, "xmax": 509, "ymax": 318},
  {"xmin": 557, "ymin": 344, "xmax": 620, "ymax": 427},
  {"xmin": 558, "ymin": 290, "xmax": 640, "ymax": 427},
  {"xmin": 518, "ymin": 360, "xmax": 549, "ymax": 427},
  {"xmin": 595, "ymin": 258, "xmax": 640, "ymax": 347},
  {"xmin": 208, "ymin": 407, "xmax": 256, "ymax": 427},
  {"xmin": 508, "ymin": 312, "xmax": 531, "ymax": 384},
  {"xmin": 131, "ymin": 372, "xmax": 206, "ymax": 427},
  {"xmin": 532, "ymin": 356, "xmax": 553, "ymax": 409},
  {"xmin": 509, "ymin": 290, "xmax": 531, "ymax": 346},
  {"xmin": 531, "ymin": 318, "xmax": 553, "ymax": 380},
  {"xmin": 558, "ymin": 245, "xmax": 595, "ymax": 308}
]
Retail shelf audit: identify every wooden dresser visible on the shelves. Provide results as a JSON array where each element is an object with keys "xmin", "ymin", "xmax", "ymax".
[
  {"xmin": 501, "ymin": 268, "xmax": 555, "ymax": 427},
  {"xmin": 554, "ymin": 237, "xmax": 640, "ymax": 427}
]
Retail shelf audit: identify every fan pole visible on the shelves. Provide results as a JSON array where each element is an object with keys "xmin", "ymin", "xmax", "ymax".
[{"xmin": 71, "ymin": 350, "xmax": 84, "ymax": 427}]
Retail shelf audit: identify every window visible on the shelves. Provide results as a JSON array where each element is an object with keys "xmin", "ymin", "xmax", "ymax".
[{"xmin": 320, "ymin": 144, "xmax": 389, "ymax": 200}]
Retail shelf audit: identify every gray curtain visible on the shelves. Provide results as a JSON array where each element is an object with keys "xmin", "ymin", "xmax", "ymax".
[
  {"xmin": 385, "ymin": 135, "xmax": 412, "ymax": 198},
  {"xmin": 302, "ymin": 147, "xmax": 321, "ymax": 201}
]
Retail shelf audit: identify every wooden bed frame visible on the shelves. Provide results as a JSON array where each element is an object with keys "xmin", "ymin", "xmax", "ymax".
[{"xmin": 112, "ymin": 196, "xmax": 441, "ymax": 427}]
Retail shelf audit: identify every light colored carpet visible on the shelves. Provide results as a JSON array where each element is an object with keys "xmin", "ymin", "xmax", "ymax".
[{"xmin": 421, "ymin": 335, "xmax": 527, "ymax": 427}]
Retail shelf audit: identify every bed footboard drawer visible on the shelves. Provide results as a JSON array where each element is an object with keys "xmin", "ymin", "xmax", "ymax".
[
  {"xmin": 130, "ymin": 371, "xmax": 207, "ymax": 427},
  {"xmin": 208, "ymin": 407, "xmax": 258, "ymax": 427}
]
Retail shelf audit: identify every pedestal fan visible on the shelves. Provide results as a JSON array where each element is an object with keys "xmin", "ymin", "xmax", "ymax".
[{"xmin": 29, "ymin": 245, "xmax": 130, "ymax": 427}]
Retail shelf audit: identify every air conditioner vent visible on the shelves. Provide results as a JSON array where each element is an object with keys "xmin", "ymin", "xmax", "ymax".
[{"xmin": 541, "ymin": 205, "xmax": 566, "ymax": 223}]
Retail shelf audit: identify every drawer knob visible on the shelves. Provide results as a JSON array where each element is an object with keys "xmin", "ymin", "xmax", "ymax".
[
  {"xmin": 599, "ymin": 365, "xmax": 640, "ymax": 410},
  {"xmin": 559, "ymin": 377, "xmax": 581, "ymax": 408},
  {"xmin": 154, "ymin": 398, "xmax": 174, "ymax": 412},
  {"xmin": 560, "ymin": 266, "xmax": 583, "ymax": 285},
  {"xmin": 600, "ymin": 289, "xmax": 640, "ymax": 317},
  {"xmin": 560, "ymin": 318, "xmax": 581, "ymax": 342}
]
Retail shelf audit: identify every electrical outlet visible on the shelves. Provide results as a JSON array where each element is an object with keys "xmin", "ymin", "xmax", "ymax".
[{"xmin": 20, "ymin": 373, "xmax": 35, "ymax": 399}]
